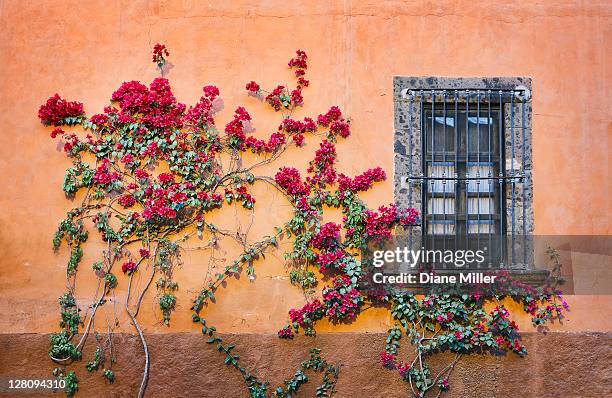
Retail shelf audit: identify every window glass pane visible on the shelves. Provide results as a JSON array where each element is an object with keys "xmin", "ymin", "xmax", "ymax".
[
  {"xmin": 467, "ymin": 163, "xmax": 494, "ymax": 193},
  {"xmin": 428, "ymin": 163, "xmax": 455, "ymax": 193},
  {"xmin": 428, "ymin": 198, "xmax": 455, "ymax": 214},
  {"xmin": 467, "ymin": 113, "xmax": 498, "ymax": 154},
  {"xmin": 467, "ymin": 220, "xmax": 495, "ymax": 234},
  {"xmin": 468, "ymin": 197, "xmax": 494, "ymax": 214},
  {"xmin": 428, "ymin": 221, "xmax": 455, "ymax": 235},
  {"xmin": 425, "ymin": 112, "xmax": 455, "ymax": 153}
]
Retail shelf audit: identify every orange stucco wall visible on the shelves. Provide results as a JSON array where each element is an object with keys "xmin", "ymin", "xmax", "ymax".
[{"xmin": 0, "ymin": 0, "xmax": 610, "ymax": 337}]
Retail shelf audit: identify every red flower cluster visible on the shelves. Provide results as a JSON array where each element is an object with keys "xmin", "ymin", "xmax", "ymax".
[
  {"xmin": 398, "ymin": 207, "xmax": 419, "ymax": 225},
  {"xmin": 274, "ymin": 167, "xmax": 310, "ymax": 197},
  {"xmin": 290, "ymin": 87, "xmax": 303, "ymax": 107},
  {"xmin": 118, "ymin": 194, "xmax": 136, "ymax": 208},
  {"xmin": 397, "ymin": 362, "xmax": 411, "ymax": 377},
  {"xmin": 152, "ymin": 43, "xmax": 169, "ymax": 65},
  {"xmin": 50, "ymin": 127, "xmax": 64, "ymax": 139},
  {"xmin": 307, "ymin": 140, "xmax": 337, "ymax": 186},
  {"xmin": 380, "ymin": 353, "xmax": 412, "ymax": 377},
  {"xmin": 277, "ymin": 325, "xmax": 294, "ymax": 339},
  {"xmin": 258, "ymin": 50, "xmax": 309, "ymax": 111},
  {"xmin": 38, "ymin": 94, "xmax": 84, "ymax": 126},
  {"xmin": 245, "ymin": 81, "xmax": 260, "ymax": 93},
  {"xmin": 315, "ymin": 249, "xmax": 345, "ymax": 273},
  {"xmin": 90, "ymin": 113, "xmax": 108, "ymax": 126},
  {"xmin": 157, "ymin": 172, "xmax": 175, "ymax": 185},
  {"xmin": 135, "ymin": 169, "xmax": 149, "ymax": 180},
  {"xmin": 288, "ymin": 299, "xmax": 323, "ymax": 327},
  {"xmin": 436, "ymin": 313, "xmax": 454, "ymax": 323},
  {"xmin": 264, "ymin": 85, "xmax": 286, "ymax": 111},
  {"xmin": 316, "ymin": 106, "xmax": 342, "ymax": 127},
  {"xmin": 288, "ymin": 49, "xmax": 307, "ymax": 69},
  {"xmin": 196, "ymin": 191, "xmax": 223, "ymax": 205},
  {"xmin": 120, "ymin": 154, "xmax": 134, "ymax": 165},
  {"xmin": 94, "ymin": 159, "xmax": 120, "ymax": 186},
  {"xmin": 184, "ymin": 91, "xmax": 215, "ymax": 127},
  {"xmin": 322, "ymin": 275, "xmax": 362, "ymax": 320},
  {"xmin": 244, "ymin": 131, "xmax": 286, "ymax": 153},
  {"xmin": 338, "ymin": 167, "xmax": 386, "ymax": 192},
  {"xmin": 235, "ymin": 186, "xmax": 256, "ymax": 205},
  {"xmin": 225, "ymin": 107, "xmax": 252, "ymax": 148},
  {"xmin": 292, "ymin": 134, "xmax": 305, "ymax": 147},
  {"xmin": 111, "ymin": 81, "xmax": 148, "ymax": 112},
  {"xmin": 121, "ymin": 259, "xmax": 138, "ymax": 273},
  {"xmin": 316, "ymin": 106, "xmax": 351, "ymax": 138},
  {"xmin": 329, "ymin": 119, "xmax": 350, "ymax": 138},
  {"xmin": 61, "ymin": 133, "xmax": 81, "ymax": 154},
  {"xmin": 111, "ymin": 78, "xmax": 186, "ymax": 132},
  {"xmin": 380, "ymin": 351, "xmax": 395, "ymax": 367},
  {"xmin": 363, "ymin": 204, "xmax": 409, "ymax": 240},
  {"xmin": 280, "ymin": 117, "xmax": 316, "ymax": 134},
  {"xmin": 142, "ymin": 199, "xmax": 176, "ymax": 220},
  {"xmin": 140, "ymin": 181, "xmax": 194, "ymax": 220},
  {"xmin": 141, "ymin": 142, "xmax": 158, "ymax": 158},
  {"xmin": 139, "ymin": 248, "xmax": 150, "ymax": 258},
  {"xmin": 202, "ymin": 85, "xmax": 220, "ymax": 100},
  {"xmin": 311, "ymin": 222, "xmax": 341, "ymax": 249}
]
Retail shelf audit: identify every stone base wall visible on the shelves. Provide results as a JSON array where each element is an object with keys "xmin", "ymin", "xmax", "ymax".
[{"xmin": 0, "ymin": 332, "xmax": 609, "ymax": 397}]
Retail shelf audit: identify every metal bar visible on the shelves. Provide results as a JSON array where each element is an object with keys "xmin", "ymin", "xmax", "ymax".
[
  {"xmin": 426, "ymin": 214, "xmax": 501, "ymax": 220},
  {"xmin": 420, "ymin": 89, "xmax": 426, "ymax": 260},
  {"xmin": 476, "ymin": 91, "xmax": 481, "ymax": 262},
  {"xmin": 510, "ymin": 90, "xmax": 516, "ymax": 264},
  {"xmin": 404, "ymin": 88, "xmax": 527, "ymax": 94},
  {"xmin": 487, "ymin": 90, "xmax": 493, "ymax": 266},
  {"xmin": 408, "ymin": 94, "xmax": 413, "ymax": 207},
  {"xmin": 431, "ymin": 90, "xmax": 436, "ymax": 256},
  {"xmin": 454, "ymin": 90, "xmax": 459, "ymax": 264},
  {"xmin": 521, "ymin": 97, "xmax": 527, "ymax": 265},
  {"xmin": 465, "ymin": 90, "xmax": 470, "ymax": 261},
  {"xmin": 498, "ymin": 90, "xmax": 504, "ymax": 265},
  {"xmin": 407, "ymin": 175, "xmax": 524, "ymax": 181},
  {"xmin": 442, "ymin": 91, "xmax": 448, "ymax": 264},
  {"xmin": 408, "ymin": 92, "xmax": 414, "ymax": 254}
]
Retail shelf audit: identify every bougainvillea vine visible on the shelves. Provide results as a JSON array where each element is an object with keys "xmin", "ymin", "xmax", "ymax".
[{"xmin": 40, "ymin": 44, "xmax": 567, "ymax": 398}]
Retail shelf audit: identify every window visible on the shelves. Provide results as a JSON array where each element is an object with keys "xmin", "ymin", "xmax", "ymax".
[
  {"xmin": 393, "ymin": 78, "xmax": 534, "ymax": 270},
  {"xmin": 423, "ymin": 100, "xmax": 504, "ymax": 266}
]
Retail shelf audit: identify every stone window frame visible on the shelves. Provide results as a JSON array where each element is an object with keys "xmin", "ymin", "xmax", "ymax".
[{"xmin": 393, "ymin": 77, "xmax": 544, "ymax": 279}]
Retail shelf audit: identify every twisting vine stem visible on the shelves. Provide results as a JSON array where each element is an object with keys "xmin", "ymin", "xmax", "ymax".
[{"xmin": 126, "ymin": 273, "xmax": 149, "ymax": 398}]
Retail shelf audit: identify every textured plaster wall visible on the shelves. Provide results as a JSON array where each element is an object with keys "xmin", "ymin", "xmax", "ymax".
[
  {"xmin": 1, "ymin": 332, "xmax": 611, "ymax": 397},
  {"xmin": 0, "ymin": 0, "xmax": 610, "ymax": 338}
]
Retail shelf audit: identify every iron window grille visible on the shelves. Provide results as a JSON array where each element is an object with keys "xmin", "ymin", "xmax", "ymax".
[{"xmin": 394, "ymin": 78, "xmax": 534, "ymax": 270}]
